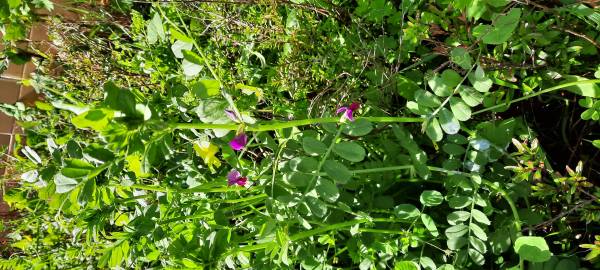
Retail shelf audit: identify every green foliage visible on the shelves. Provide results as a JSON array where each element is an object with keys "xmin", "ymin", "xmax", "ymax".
[{"xmin": 1, "ymin": 0, "xmax": 600, "ymax": 269}]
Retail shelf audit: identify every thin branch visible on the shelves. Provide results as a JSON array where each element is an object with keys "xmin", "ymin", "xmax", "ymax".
[
  {"xmin": 551, "ymin": 26, "xmax": 600, "ymax": 50},
  {"xmin": 526, "ymin": 199, "xmax": 596, "ymax": 232}
]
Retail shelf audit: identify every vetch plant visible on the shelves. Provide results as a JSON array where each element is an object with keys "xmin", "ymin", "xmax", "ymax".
[
  {"xmin": 227, "ymin": 169, "xmax": 248, "ymax": 186},
  {"xmin": 1, "ymin": 1, "xmax": 600, "ymax": 270},
  {"xmin": 229, "ymin": 132, "xmax": 248, "ymax": 151},
  {"xmin": 336, "ymin": 102, "xmax": 360, "ymax": 122}
]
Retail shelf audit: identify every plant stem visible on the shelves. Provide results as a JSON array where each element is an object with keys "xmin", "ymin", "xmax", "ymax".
[
  {"xmin": 473, "ymin": 79, "xmax": 600, "ymax": 115},
  {"xmin": 304, "ymin": 127, "xmax": 343, "ymax": 194},
  {"xmin": 170, "ymin": 116, "xmax": 424, "ymax": 132},
  {"xmin": 351, "ymin": 165, "xmax": 413, "ymax": 174}
]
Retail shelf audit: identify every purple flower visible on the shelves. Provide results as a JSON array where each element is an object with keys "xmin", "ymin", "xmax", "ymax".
[
  {"xmin": 227, "ymin": 169, "xmax": 247, "ymax": 186},
  {"xmin": 336, "ymin": 102, "xmax": 360, "ymax": 122},
  {"xmin": 229, "ymin": 133, "xmax": 248, "ymax": 151}
]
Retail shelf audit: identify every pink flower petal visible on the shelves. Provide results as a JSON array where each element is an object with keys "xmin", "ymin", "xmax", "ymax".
[
  {"xmin": 336, "ymin": 107, "xmax": 348, "ymax": 115},
  {"xmin": 345, "ymin": 109, "xmax": 354, "ymax": 121},
  {"xmin": 349, "ymin": 102, "xmax": 360, "ymax": 111},
  {"xmin": 229, "ymin": 133, "xmax": 248, "ymax": 151},
  {"xmin": 236, "ymin": 177, "xmax": 247, "ymax": 186},
  {"xmin": 227, "ymin": 169, "xmax": 241, "ymax": 185}
]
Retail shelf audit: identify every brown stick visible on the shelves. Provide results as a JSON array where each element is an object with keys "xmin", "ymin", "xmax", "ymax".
[{"xmin": 551, "ymin": 26, "xmax": 600, "ymax": 50}]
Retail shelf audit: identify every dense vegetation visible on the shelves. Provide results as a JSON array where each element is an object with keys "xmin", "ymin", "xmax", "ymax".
[{"xmin": 1, "ymin": 0, "xmax": 600, "ymax": 269}]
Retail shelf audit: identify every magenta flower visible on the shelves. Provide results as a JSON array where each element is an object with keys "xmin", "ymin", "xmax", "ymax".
[
  {"xmin": 227, "ymin": 169, "xmax": 247, "ymax": 186},
  {"xmin": 336, "ymin": 102, "xmax": 360, "ymax": 122},
  {"xmin": 229, "ymin": 133, "xmax": 248, "ymax": 151}
]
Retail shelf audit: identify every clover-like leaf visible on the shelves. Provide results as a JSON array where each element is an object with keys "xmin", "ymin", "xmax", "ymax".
[{"xmin": 514, "ymin": 236, "xmax": 552, "ymax": 263}]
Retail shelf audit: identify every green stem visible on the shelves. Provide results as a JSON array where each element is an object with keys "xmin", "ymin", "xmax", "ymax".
[
  {"xmin": 304, "ymin": 127, "xmax": 343, "ymax": 194},
  {"xmin": 358, "ymin": 228, "xmax": 407, "ymax": 234},
  {"xmin": 351, "ymin": 165, "xmax": 414, "ymax": 174},
  {"xmin": 170, "ymin": 116, "xmax": 424, "ymax": 132},
  {"xmin": 473, "ymin": 79, "xmax": 600, "ymax": 115}
]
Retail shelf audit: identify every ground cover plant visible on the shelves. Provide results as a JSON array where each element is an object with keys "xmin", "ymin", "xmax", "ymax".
[{"xmin": 1, "ymin": 0, "xmax": 600, "ymax": 269}]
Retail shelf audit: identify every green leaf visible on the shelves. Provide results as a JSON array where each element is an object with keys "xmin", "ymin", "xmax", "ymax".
[
  {"xmin": 445, "ymin": 224, "xmax": 469, "ymax": 239},
  {"xmin": 171, "ymin": 40, "xmax": 193, "ymax": 58},
  {"xmin": 425, "ymin": 118, "xmax": 443, "ymax": 142},
  {"xmin": 459, "ymin": 86, "xmax": 484, "ymax": 106},
  {"xmin": 342, "ymin": 118, "xmax": 373, "ymax": 136},
  {"xmin": 469, "ymin": 65, "xmax": 492, "ymax": 92},
  {"xmin": 182, "ymin": 59, "xmax": 202, "ymax": 77},
  {"xmin": 394, "ymin": 204, "xmax": 420, "ymax": 220},
  {"xmin": 481, "ymin": 8, "xmax": 521, "ymax": 45},
  {"xmin": 438, "ymin": 265, "xmax": 455, "ymax": 270},
  {"xmin": 514, "ymin": 236, "xmax": 552, "ymax": 263},
  {"xmin": 54, "ymin": 173, "xmax": 79, "ymax": 193},
  {"xmin": 333, "ymin": 142, "xmax": 366, "ymax": 162},
  {"xmin": 191, "ymin": 79, "xmax": 221, "ymax": 98},
  {"xmin": 182, "ymin": 50, "xmax": 204, "ymax": 77},
  {"xmin": 4, "ymin": 23, "xmax": 26, "ymax": 41},
  {"xmin": 469, "ymin": 236, "xmax": 487, "ymax": 254},
  {"xmin": 450, "ymin": 47, "xmax": 473, "ymax": 70},
  {"xmin": 78, "ymin": 179, "xmax": 96, "ymax": 205},
  {"xmin": 471, "ymin": 209, "xmax": 491, "ymax": 225},
  {"xmin": 147, "ymin": 13, "xmax": 165, "ymax": 44},
  {"xmin": 72, "ymin": 109, "xmax": 114, "ymax": 131},
  {"xmin": 420, "ymin": 190, "xmax": 444, "ymax": 206},
  {"xmin": 303, "ymin": 137, "xmax": 327, "ymax": 155},
  {"xmin": 323, "ymin": 160, "xmax": 352, "ymax": 184},
  {"xmin": 447, "ymin": 237, "xmax": 468, "ymax": 250},
  {"xmin": 21, "ymin": 170, "xmax": 38, "ymax": 183},
  {"xmin": 135, "ymin": 104, "xmax": 152, "ymax": 121},
  {"xmin": 419, "ymin": 256, "xmax": 437, "ymax": 270},
  {"xmin": 468, "ymin": 248, "xmax": 485, "ymax": 265},
  {"xmin": 289, "ymin": 157, "xmax": 318, "ymax": 173},
  {"xmin": 439, "ymin": 108, "xmax": 460, "ymax": 134},
  {"xmin": 103, "ymin": 82, "xmax": 137, "ymax": 116},
  {"xmin": 305, "ymin": 197, "xmax": 327, "ymax": 217},
  {"xmin": 21, "ymin": 146, "xmax": 42, "ymax": 164},
  {"xmin": 7, "ymin": 0, "xmax": 20, "ymax": 8},
  {"xmin": 415, "ymin": 90, "xmax": 442, "ymax": 107},
  {"xmin": 486, "ymin": 0, "xmax": 510, "ymax": 7},
  {"xmin": 592, "ymin": 140, "xmax": 600, "ymax": 149},
  {"xmin": 395, "ymin": 75, "xmax": 421, "ymax": 100},
  {"xmin": 578, "ymin": 97, "xmax": 593, "ymax": 108},
  {"xmin": 447, "ymin": 211, "xmax": 470, "ymax": 225},
  {"xmin": 450, "ymin": 97, "xmax": 472, "ymax": 121},
  {"xmin": 470, "ymin": 222, "xmax": 488, "ymax": 241},
  {"xmin": 421, "ymin": 214, "xmax": 439, "ymax": 237},
  {"xmin": 562, "ymin": 75, "xmax": 600, "ymax": 98},
  {"xmin": 287, "ymin": 172, "xmax": 311, "ymax": 187},
  {"xmin": 62, "ymin": 159, "xmax": 94, "ymax": 178},
  {"xmin": 394, "ymin": 261, "xmax": 419, "ymax": 270},
  {"xmin": 392, "ymin": 125, "xmax": 431, "ymax": 179},
  {"xmin": 428, "ymin": 69, "xmax": 461, "ymax": 97},
  {"xmin": 442, "ymin": 143, "xmax": 466, "ymax": 155},
  {"xmin": 448, "ymin": 195, "xmax": 471, "ymax": 209},
  {"xmin": 195, "ymin": 99, "xmax": 229, "ymax": 123},
  {"xmin": 169, "ymin": 27, "xmax": 193, "ymax": 43},
  {"xmin": 407, "ymin": 101, "xmax": 432, "ymax": 115},
  {"xmin": 466, "ymin": 0, "xmax": 486, "ymax": 21},
  {"xmin": 316, "ymin": 178, "xmax": 340, "ymax": 202}
]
